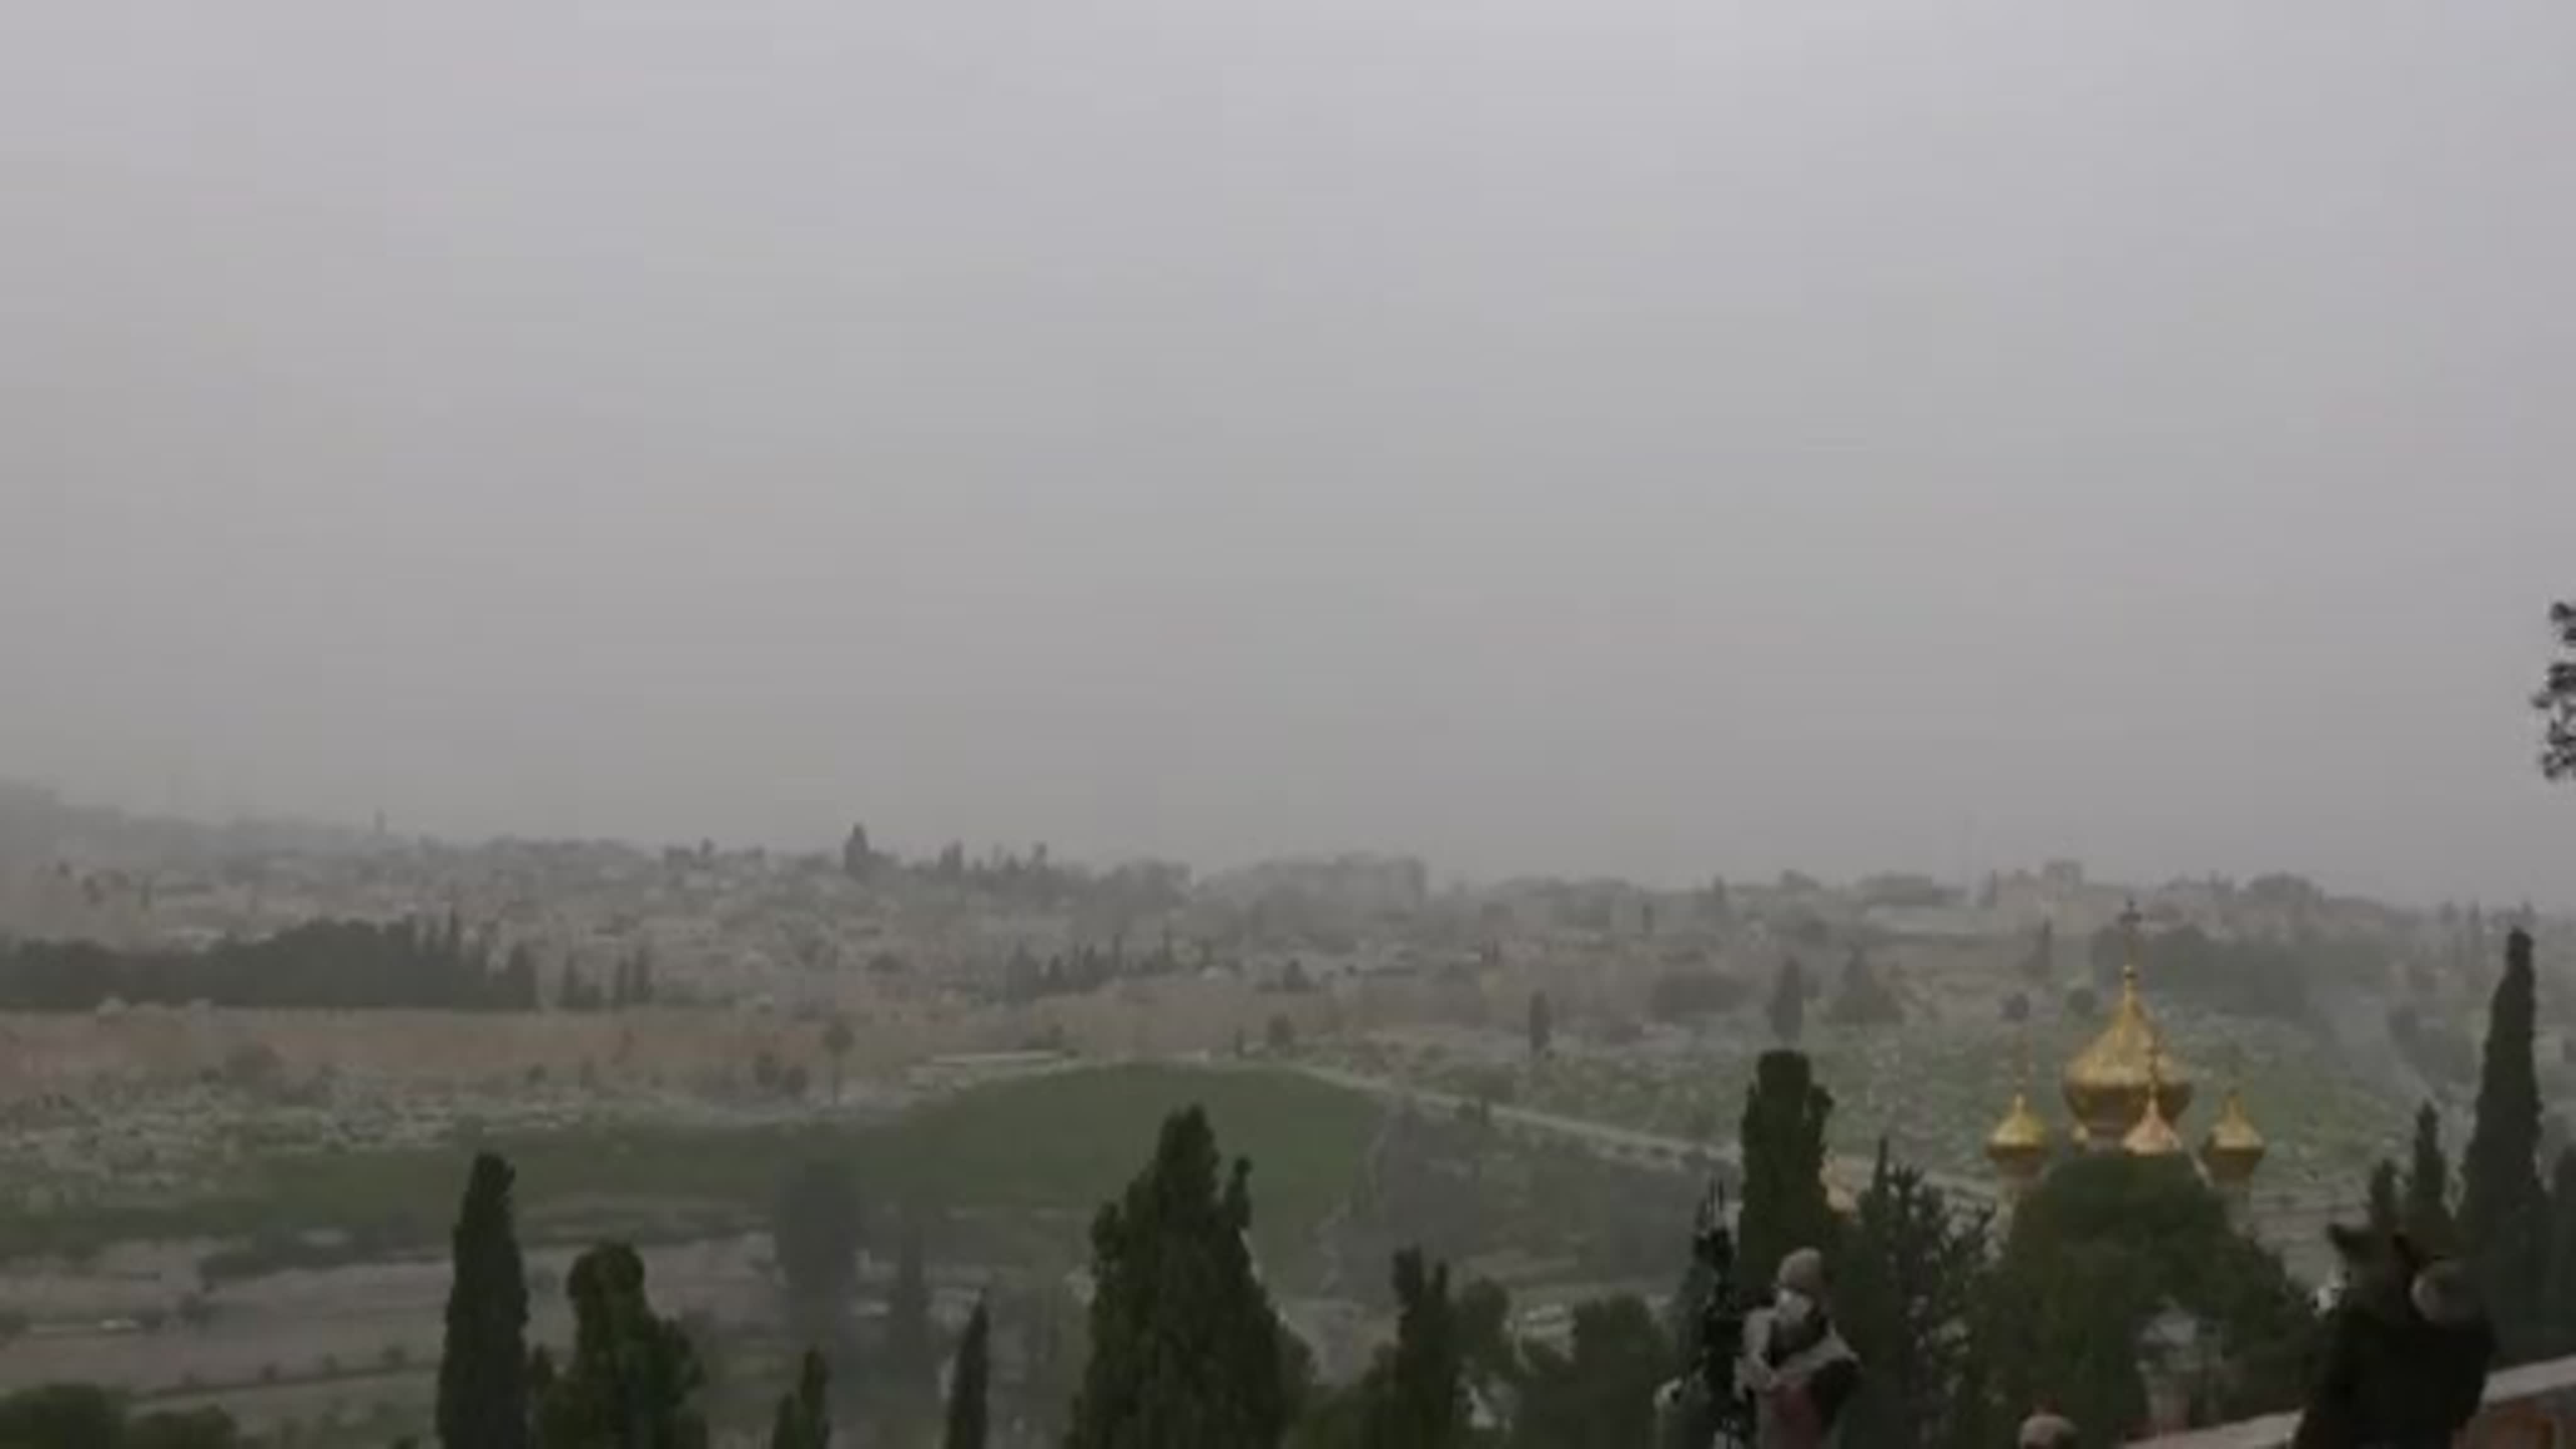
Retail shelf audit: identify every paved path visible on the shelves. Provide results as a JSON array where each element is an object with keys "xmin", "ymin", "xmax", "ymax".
[
  {"xmin": 1264, "ymin": 1060, "xmax": 2342, "ymax": 1270},
  {"xmin": 1275, "ymin": 1062, "xmax": 1999, "ymax": 1202}
]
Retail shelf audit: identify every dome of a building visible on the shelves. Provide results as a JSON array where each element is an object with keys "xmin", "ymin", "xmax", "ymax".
[
  {"xmin": 2121, "ymin": 1084, "xmax": 2187, "ymax": 1158},
  {"xmin": 1986, "ymin": 1090, "xmax": 2051, "ymax": 1178},
  {"xmin": 2063, "ymin": 913, "xmax": 2194, "ymax": 1144},
  {"xmin": 2201, "ymin": 1089, "xmax": 2267, "ymax": 1185}
]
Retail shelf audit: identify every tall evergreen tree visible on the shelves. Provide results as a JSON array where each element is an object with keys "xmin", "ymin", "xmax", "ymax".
[
  {"xmin": 944, "ymin": 1300, "xmax": 991, "ymax": 1449},
  {"xmin": 534, "ymin": 1243, "xmax": 708, "ymax": 1449},
  {"xmin": 1362, "ymin": 1249, "xmax": 1468, "ymax": 1449},
  {"xmin": 1509, "ymin": 1296, "xmax": 1667, "ymax": 1449},
  {"xmin": 772, "ymin": 1160, "xmax": 864, "ymax": 1375},
  {"xmin": 1526, "ymin": 992, "xmax": 1553, "ymax": 1062},
  {"xmin": 1067, "ymin": 1106, "xmax": 1293, "ymax": 1449},
  {"xmin": 1767, "ymin": 959, "xmax": 1807, "ymax": 1045},
  {"xmin": 769, "ymin": 1348, "xmax": 831, "ymax": 1449},
  {"xmin": 882, "ymin": 1218, "xmax": 938, "ymax": 1435},
  {"xmin": 2460, "ymin": 930, "xmax": 2550, "ymax": 1362},
  {"xmin": 436, "ymin": 1153, "xmax": 530, "ymax": 1449},
  {"xmin": 1736, "ymin": 1049, "xmax": 1837, "ymax": 1291},
  {"xmin": 1836, "ymin": 1140, "xmax": 1990, "ymax": 1449},
  {"xmin": 2404, "ymin": 1102, "xmax": 2457, "ymax": 1254},
  {"xmin": 2366, "ymin": 1159, "xmax": 2402, "ymax": 1235}
]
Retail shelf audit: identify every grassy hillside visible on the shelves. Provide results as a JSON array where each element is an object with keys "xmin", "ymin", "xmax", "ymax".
[{"xmin": 0, "ymin": 1064, "xmax": 1379, "ymax": 1278}]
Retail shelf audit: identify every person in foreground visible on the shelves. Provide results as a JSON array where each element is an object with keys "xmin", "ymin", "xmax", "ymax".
[
  {"xmin": 1738, "ymin": 1246, "xmax": 1861, "ymax": 1448},
  {"xmin": 2290, "ymin": 1224, "xmax": 2494, "ymax": 1448}
]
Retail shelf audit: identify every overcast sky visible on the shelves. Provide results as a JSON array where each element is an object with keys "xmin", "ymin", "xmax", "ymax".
[{"xmin": 4, "ymin": 1, "xmax": 2572, "ymax": 903}]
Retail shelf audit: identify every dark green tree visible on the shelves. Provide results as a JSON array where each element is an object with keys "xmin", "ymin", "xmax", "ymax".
[
  {"xmin": 882, "ymin": 1218, "xmax": 938, "ymax": 1436},
  {"xmin": 1836, "ymin": 1140, "xmax": 1990, "ymax": 1449},
  {"xmin": 2404, "ymin": 1102, "xmax": 2456, "ymax": 1254},
  {"xmin": 1510, "ymin": 1296, "xmax": 1667, "ymax": 1449},
  {"xmin": 1527, "ymin": 992, "xmax": 1552, "ymax": 1062},
  {"xmin": 1825, "ymin": 947, "xmax": 1902, "ymax": 1027},
  {"xmin": 944, "ymin": 1299, "xmax": 991, "ymax": 1449},
  {"xmin": 534, "ymin": 1243, "xmax": 708, "ymax": 1449},
  {"xmin": 1958, "ymin": 1154, "xmax": 2309, "ymax": 1443},
  {"xmin": 771, "ymin": 1160, "xmax": 863, "ymax": 1373},
  {"xmin": 2460, "ymin": 929, "xmax": 2550, "ymax": 1362},
  {"xmin": 437, "ymin": 1152, "xmax": 530, "ymax": 1449},
  {"xmin": 2020, "ymin": 919, "xmax": 2055, "ymax": 984},
  {"xmin": 2366, "ymin": 1159, "xmax": 2402, "ymax": 1235},
  {"xmin": 2536, "ymin": 601, "xmax": 2573, "ymax": 780},
  {"xmin": 1066, "ymin": 1106, "xmax": 1294, "ymax": 1449},
  {"xmin": 1363, "ymin": 1249, "xmax": 1468, "ymax": 1449},
  {"xmin": 821, "ymin": 1016, "xmax": 855, "ymax": 1104},
  {"xmin": 1736, "ymin": 1049, "xmax": 1836, "ymax": 1291},
  {"xmin": 0, "ymin": 1385, "xmax": 120, "ymax": 1448},
  {"xmin": 768, "ymin": 1348, "xmax": 830, "ymax": 1449},
  {"xmin": 1766, "ymin": 959, "xmax": 1806, "ymax": 1045}
]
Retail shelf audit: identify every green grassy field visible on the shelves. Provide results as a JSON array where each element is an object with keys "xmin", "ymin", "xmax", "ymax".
[{"xmin": 0, "ymin": 1064, "xmax": 1380, "ymax": 1279}]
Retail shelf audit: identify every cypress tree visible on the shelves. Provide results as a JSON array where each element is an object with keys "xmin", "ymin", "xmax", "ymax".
[
  {"xmin": 769, "ymin": 1348, "xmax": 830, "ymax": 1449},
  {"xmin": 944, "ymin": 1300, "xmax": 991, "ymax": 1449},
  {"xmin": 2404, "ymin": 1103, "xmax": 2456, "ymax": 1254},
  {"xmin": 2460, "ymin": 930, "xmax": 2550, "ymax": 1363},
  {"xmin": 1067, "ymin": 1106, "xmax": 1292, "ymax": 1449},
  {"xmin": 1836, "ymin": 1140, "xmax": 1988, "ymax": 1449},
  {"xmin": 1736, "ymin": 1049, "xmax": 1837, "ymax": 1291},
  {"xmin": 1767, "ymin": 960, "xmax": 1807, "ymax": 1045},
  {"xmin": 535, "ymin": 1243, "xmax": 708, "ymax": 1449},
  {"xmin": 2366, "ymin": 1160, "xmax": 2402, "ymax": 1235},
  {"xmin": 1362, "ymin": 1249, "xmax": 1467, "ymax": 1449},
  {"xmin": 437, "ymin": 1153, "xmax": 530, "ymax": 1449},
  {"xmin": 884, "ymin": 1218, "xmax": 937, "ymax": 1434}
]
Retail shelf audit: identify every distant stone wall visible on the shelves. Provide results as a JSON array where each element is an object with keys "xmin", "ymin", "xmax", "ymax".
[
  {"xmin": 2141, "ymin": 1356, "xmax": 2576, "ymax": 1448},
  {"xmin": 0, "ymin": 976, "xmax": 1338, "ymax": 1100}
]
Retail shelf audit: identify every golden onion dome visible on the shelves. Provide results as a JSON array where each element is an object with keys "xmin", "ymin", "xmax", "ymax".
[
  {"xmin": 2063, "ymin": 913, "xmax": 2194, "ymax": 1142},
  {"xmin": 2122, "ymin": 1085, "xmax": 2187, "ymax": 1157},
  {"xmin": 2201, "ymin": 1089, "xmax": 2267, "ymax": 1184},
  {"xmin": 1985, "ymin": 1091, "xmax": 2051, "ymax": 1179},
  {"xmin": 2121, "ymin": 1049, "xmax": 2187, "ymax": 1157}
]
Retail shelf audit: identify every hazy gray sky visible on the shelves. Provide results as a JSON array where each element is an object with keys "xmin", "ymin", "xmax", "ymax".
[{"xmin": 4, "ymin": 1, "xmax": 2572, "ymax": 903}]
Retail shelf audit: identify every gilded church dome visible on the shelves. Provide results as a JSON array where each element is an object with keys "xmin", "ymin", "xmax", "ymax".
[
  {"xmin": 2201, "ymin": 1089, "xmax": 2267, "ymax": 1185},
  {"xmin": 2121, "ymin": 1052, "xmax": 2187, "ymax": 1157},
  {"xmin": 1985, "ymin": 1090, "xmax": 2051, "ymax": 1183},
  {"xmin": 2062, "ymin": 910, "xmax": 2194, "ymax": 1143}
]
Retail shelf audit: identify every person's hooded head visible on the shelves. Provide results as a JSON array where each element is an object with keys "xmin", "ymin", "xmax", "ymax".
[
  {"xmin": 2325, "ymin": 1223, "xmax": 2428, "ymax": 1321},
  {"xmin": 1772, "ymin": 1247, "xmax": 1831, "ymax": 1343}
]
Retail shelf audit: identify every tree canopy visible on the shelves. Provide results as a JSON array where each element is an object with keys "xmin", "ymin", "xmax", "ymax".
[
  {"xmin": 1067, "ymin": 1106, "xmax": 1296, "ymax": 1449},
  {"xmin": 438, "ymin": 1152, "xmax": 531, "ymax": 1449}
]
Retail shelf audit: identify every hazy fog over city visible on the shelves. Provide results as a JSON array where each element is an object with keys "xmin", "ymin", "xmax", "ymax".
[{"xmin": 7, "ymin": 0, "xmax": 2573, "ymax": 905}]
